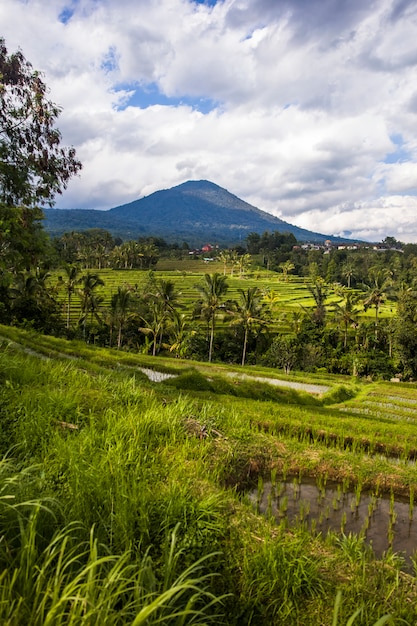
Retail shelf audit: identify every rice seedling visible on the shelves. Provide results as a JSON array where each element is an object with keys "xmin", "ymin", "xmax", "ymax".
[
  {"xmin": 331, "ymin": 590, "xmax": 393, "ymax": 626},
  {"xmin": 275, "ymin": 479, "xmax": 284, "ymax": 497},
  {"xmin": 279, "ymin": 495, "xmax": 289, "ymax": 517},
  {"xmin": 292, "ymin": 476, "xmax": 300, "ymax": 499},
  {"xmin": 337, "ymin": 483, "xmax": 342, "ymax": 502},
  {"xmin": 297, "ymin": 500, "xmax": 310, "ymax": 523},
  {"xmin": 355, "ymin": 483, "xmax": 362, "ymax": 508},
  {"xmin": 362, "ymin": 513, "xmax": 370, "ymax": 532}
]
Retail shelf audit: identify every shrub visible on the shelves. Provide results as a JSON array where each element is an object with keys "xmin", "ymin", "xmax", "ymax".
[{"xmin": 322, "ymin": 384, "xmax": 358, "ymax": 405}]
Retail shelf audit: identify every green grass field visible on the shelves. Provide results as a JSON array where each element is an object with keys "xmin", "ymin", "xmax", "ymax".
[{"xmin": 1, "ymin": 325, "xmax": 417, "ymax": 624}]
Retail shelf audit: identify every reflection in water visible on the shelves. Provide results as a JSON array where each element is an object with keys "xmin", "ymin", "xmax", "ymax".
[{"xmin": 249, "ymin": 478, "xmax": 417, "ymax": 570}]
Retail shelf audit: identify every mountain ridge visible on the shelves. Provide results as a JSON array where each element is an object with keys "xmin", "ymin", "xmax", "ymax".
[{"xmin": 44, "ymin": 179, "xmax": 353, "ymax": 245}]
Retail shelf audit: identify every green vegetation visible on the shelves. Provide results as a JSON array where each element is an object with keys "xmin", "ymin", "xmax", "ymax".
[
  {"xmin": 1, "ymin": 329, "xmax": 417, "ymax": 623},
  {"xmin": 3, "ymin": 224, "xmax": 408, "ymax": 380},
  {"xmin": 0, "ymin": 38, "xmax": 81, "ymax": 207},
  {"xmin": 3, "ymin": 35, "xmax": 417, "ymax": 624}
]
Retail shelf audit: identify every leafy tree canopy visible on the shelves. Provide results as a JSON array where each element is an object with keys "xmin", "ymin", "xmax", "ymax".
[
  {"xmin": 0, "ymin": 204, "xmax": 48, "ymax": 274},
  {"xmin": 0, "ymin": 37, "xmax": 81, "ymax": 207}
]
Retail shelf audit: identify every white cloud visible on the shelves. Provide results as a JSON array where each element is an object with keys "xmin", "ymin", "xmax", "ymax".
[
  {"xmin": 291, "ymin": 196, "xmax": 417, "ymax": 243},
  {"xmin": 374, "ymin": 162, "xmax": 417, "ymax": 194},
  {"xmin": 2, "ymin": 0, "xmax": 417, "ymax": 241}
]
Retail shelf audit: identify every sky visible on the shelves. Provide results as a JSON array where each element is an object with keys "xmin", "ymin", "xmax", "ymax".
[{"xmin": 2, "ymin": 0, "xmax": 417, "ymax": 243}]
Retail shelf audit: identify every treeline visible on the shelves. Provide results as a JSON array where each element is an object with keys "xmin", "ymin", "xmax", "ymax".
[
  {"xmin": 50, "ymin": 229, "xmax": 298, "ymax": 270},
  {"xmin": 52, "ymin": 229, "xmax": 189, "ymax": 269},
  {"xmin": 49, "ymin": 228, "xmax": 417, "ymax": 287}
]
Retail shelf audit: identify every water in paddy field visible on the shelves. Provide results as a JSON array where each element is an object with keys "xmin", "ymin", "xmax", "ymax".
[
  {"xmin": 138, "ymin": 367, "xmax": 176, "ymax": 382},
  {"xmin": 249, "ymin": 477, "xmax": 417, "ymax": 571}
]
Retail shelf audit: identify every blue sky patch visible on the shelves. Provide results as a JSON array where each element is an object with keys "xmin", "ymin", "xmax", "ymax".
[
  {"xmin": 192, "ymin": 0, "xmax": 218, "ymax": 6},
  {"xmin": 384, "ymin": 133, "xmax": 410, "ymax": 164},
  {"xmin": 101, "ymin": 47, "xmax": 119, "ymax": 74},
  {"xmin": 114, "ymin": 82, "xmax": 218, "ymax": 113},
  {"xmin": 58, "ymin": 6, "xmax": 75, "ymax": 24}
]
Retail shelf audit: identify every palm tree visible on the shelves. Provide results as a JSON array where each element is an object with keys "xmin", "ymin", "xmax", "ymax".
[
  {"xmin": 194, "ymin": 273, "xmax": 228, "ymax": 362},
  {"xmin": 262, "ymin": 288, "xmax": 280, "ymax": 314},
  {"xmin": 110, "ymin": 285, "xmax": 133, "ymax": 349},
  {"xmin": 260, "ymin": 246, "xmax": 273, "ymax": 271},
  {"xmin": 288, "ymin": 310, "xmax": 304, "ymax": 335},
  {"xmin": 139, "ymin": 299, "xmax": 165, "ymax": 356},
  {"xmin": 12, "ymin": 267, "xmax": 53, "ymax": 303},
  {"xmin": 167, "ymin": 310, "xmax": 196, "ymax": 358},
  {"xmin": 110, "ymin": 241, "xmax": 140, "ymax": 269},
  {"xmin": 148, "ymin": 278, "xmax": 180, "ymax": 350},
  {"xmin": 10, "ymin": 271, "xmax": 42, "ymax": 318},
  {"xmin": 78, "ymin": 272, "xmax": 105, "ymax": 340},
  {"xmin": 218, "ymin": 250, "xmax": 231, "ymax": 275},
  {"xmin": 362, "ymin": 267, "xmax": 392, "ymax": 341},
  {"xmin": 341, "ymin": 262, "xmax": 356, "ymax": 289},
  {"xmin": 138, "ymin": 241, "xmax": 159, "ymax": 269},
  {"xmin": 237, "ymin": 253, "xmax": 252, "ymax": 278},
  {"xmin": 59, "ymin": 264, "xmax": 82, "ymax": 331},
  {"xmin": 231, "ymin": 287, "xmax": 268, "ymax": 366},
  {"xmin": 332, "ymin": 289, "xmax": 360, "ymax": 349},
  {"xmin": 94, "ymin": 243, "xmax": 108, "ymax": 270},
  {"xmin": 306, "ymin": 277, "xmax": 328, "ymax": 328},
  {"xmin": 279, "ymin": 260, "xmax": 295, "ymax": 282},
  {"xmin": 228, "ymin": 250, "xmax": 239, "ymax": 276},
  {"xmin": 10, "ymin": 269, "xmax": 60, "ymax": 331},
  {"xmin": 152, "ymin": 279, "xmax": 179, "ymax": 314}
]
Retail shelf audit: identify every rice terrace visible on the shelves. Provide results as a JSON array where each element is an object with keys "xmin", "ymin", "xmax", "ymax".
[{"xmin": 2, "ymin": 254, "xmax": 417, "ymax": 623}]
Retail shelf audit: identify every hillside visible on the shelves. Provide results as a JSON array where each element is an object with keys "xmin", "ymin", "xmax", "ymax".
[{"xmin": 44, "ymin": 180, "xmax": 352, "ymax": 245}]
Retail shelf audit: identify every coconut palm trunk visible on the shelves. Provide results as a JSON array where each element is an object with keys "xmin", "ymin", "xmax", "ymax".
[{"xmin": 242, "ymin": 326, "xmax": 249, "ymax": 367}]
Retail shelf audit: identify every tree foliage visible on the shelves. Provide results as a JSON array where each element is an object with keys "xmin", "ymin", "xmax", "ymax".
[
  {"xmin": 0, "ymin": 204, "xmax": 48, "ymax": 273},
  {"xmin": 0, "ymin": 39, "xmax": 81, "ymax": 329},
  {"xmin": 0, "ymin": 38, "xmax": 81, "ymax": 207}
]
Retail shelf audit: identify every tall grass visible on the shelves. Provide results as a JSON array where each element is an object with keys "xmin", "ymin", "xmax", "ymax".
[
  {"xmin": 2, "ymin": 328, "xmax": 417, "ymax": 624},
  {"xmin": 0, "ymin": 458, "xmax": 226, "ymax": 625},
  {"xmin": 239, "ymin": 533, "xmax": 326, "ymax": 622},
  {"xmin": 0, "ymin": 515, "xmax": 225, "ymax": 626}
]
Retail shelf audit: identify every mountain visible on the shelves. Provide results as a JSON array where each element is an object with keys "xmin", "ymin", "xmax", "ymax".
[{"xmin": 43, "ymin": 180, "xmax": 351, "ymax": 245}]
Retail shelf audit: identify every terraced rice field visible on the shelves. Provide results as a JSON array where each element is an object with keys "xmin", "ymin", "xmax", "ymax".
[
  {"xmin": 2, "ymin": 325, "xmax": 417, "ymax": 623},
  {"xmin": 52, "ymin": 265, "xmax": 393, "ymax": 333}
]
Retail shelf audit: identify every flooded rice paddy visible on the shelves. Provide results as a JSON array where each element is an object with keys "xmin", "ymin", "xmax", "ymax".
[
  {"xmin": 138, "ymin": 367, "xmax": 177, "ymax": 382},
  {"xmin": 250, "ymin": 476, "xmax": 417, "ymax": 570}
]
